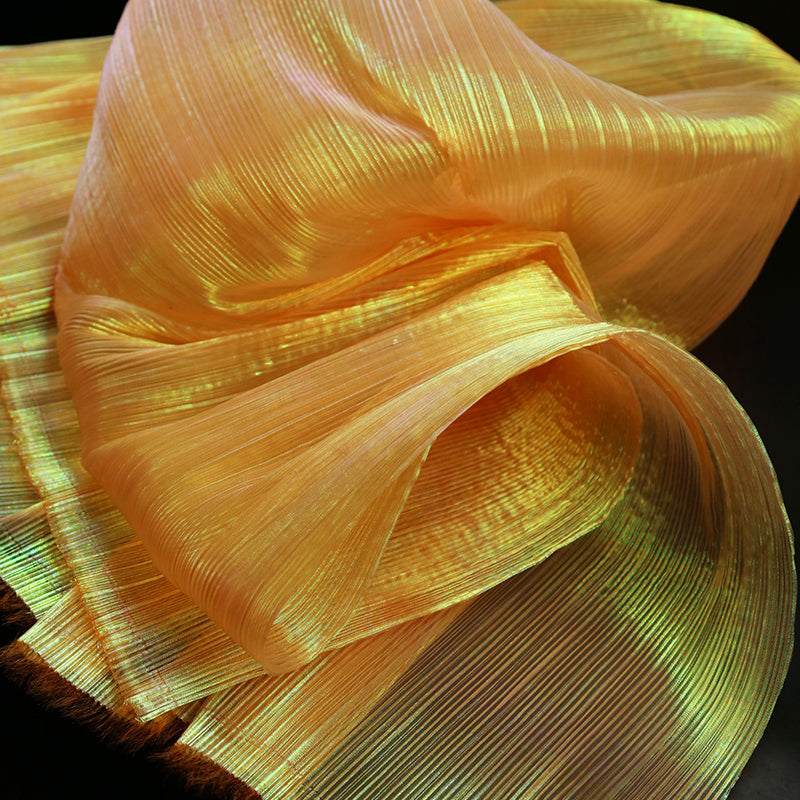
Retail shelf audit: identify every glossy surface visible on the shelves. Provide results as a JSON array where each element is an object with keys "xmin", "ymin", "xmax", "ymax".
[{"xmin": 1, "ymin": 2, "xmax": 797, "ymax": 798}]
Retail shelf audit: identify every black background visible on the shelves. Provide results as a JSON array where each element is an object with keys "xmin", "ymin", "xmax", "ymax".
[{"xmin": 1, "ymin": 1, "xmax": 797, "ymax": 797}]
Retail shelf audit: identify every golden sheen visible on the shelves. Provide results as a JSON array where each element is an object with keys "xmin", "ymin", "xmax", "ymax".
[{"xmin": 0, "ymin": 1, "xmax": 797, "ymax": 798}]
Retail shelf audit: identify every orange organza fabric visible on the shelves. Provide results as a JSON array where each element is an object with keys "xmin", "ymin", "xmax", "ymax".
[
  {"xmin": 55, "ymin": 0, "xmax": 799, "ymax": 671},
  {"xmin": 1, "ymin": 2, "xmax": 797, "ymax": 798}
]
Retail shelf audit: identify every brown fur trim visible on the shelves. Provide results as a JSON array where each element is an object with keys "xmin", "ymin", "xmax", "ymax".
[
  {"xmin": 155, "ymin": 743, "xmax": 261, "ymax": 799},
  {"xmin": 0, "ymin": 594, "xmax": 260, "ymax": 795},
  {"xmin": 0, "ymin": 578, "xmax": 36, "ymax": 644},
  {"xmin": 0, "ymin": 638, "xmax": 186, "ymax": 753}
]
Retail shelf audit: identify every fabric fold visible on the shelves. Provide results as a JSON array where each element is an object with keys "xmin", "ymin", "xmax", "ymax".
[
  {"xmin": 1, "ymin": 2, "xmax": 797, "ymax": 798},
  {"xmin": 78, "ymin": 253, "xmax": 624, "ymax": 670}
]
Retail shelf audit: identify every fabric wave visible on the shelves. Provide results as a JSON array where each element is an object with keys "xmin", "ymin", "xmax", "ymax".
[{"xmin": 1, "ymin": 2, "xmax": 797, "ymax": 798}]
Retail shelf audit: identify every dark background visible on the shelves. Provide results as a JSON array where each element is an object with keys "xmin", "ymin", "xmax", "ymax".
[{"xmin": 1, "ymin": 1, "xmax": 797, "ymax": 797}]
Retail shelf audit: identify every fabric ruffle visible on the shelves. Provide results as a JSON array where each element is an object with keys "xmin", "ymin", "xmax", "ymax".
[{"xmin": 1, "ymin": 2, "xmax": 797, "ymax": 798}]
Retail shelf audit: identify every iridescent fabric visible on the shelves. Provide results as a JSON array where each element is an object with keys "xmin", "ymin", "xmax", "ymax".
[{"xmin": 1, "ymin": 1, "xmax": 797, "ymax": 798}]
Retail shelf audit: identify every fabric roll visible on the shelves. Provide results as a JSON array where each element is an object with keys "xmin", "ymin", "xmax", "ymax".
[{"xmin": 1, "ymin": 2, "xmax": 797, "ymax": 798}]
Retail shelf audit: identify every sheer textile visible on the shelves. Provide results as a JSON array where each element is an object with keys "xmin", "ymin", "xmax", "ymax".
[{"xmin": 1, "ymin": 2, "xmax": 797, "ymax": 797}]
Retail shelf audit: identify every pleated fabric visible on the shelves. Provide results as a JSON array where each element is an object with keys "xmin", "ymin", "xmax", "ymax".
[{"xmin": 0, "ymin": 2, "xmax": 797, "ymax": 798}]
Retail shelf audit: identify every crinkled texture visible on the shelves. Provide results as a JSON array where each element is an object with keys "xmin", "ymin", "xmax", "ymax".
[{"xmin": 1, "ymin": 2, "xmax": 797, "ymax": 799}]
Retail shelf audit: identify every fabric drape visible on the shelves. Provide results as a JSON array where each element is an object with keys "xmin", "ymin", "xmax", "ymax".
[{"xmin": 1, "ymin": 2, "xmax": 797, "ymax": 798}]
